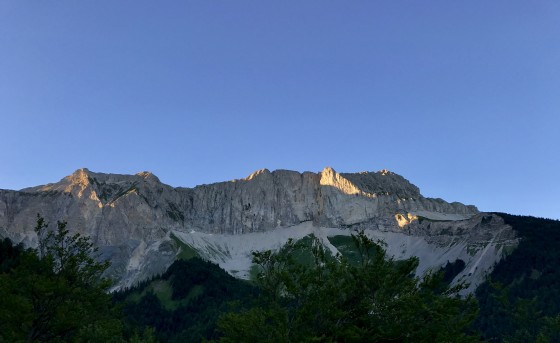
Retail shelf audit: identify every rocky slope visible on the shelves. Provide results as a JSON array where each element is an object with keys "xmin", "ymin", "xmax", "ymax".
[{"xmin": 0, "ymin": 167, "xmax": 516, "ymax": 291}]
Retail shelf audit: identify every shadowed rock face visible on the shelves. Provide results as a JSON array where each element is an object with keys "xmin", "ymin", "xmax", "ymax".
[{"xmin": 0, "ymin": 167, "xmax": 504, "ymax": 289}]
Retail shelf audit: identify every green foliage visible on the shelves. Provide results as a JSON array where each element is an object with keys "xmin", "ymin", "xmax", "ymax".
[
  {"xmin": 115, "ymin": 257, "xmax": 257, "ymax": 343},
  {"xmin": 440, "ymin": 259, "xmax": 467, "ymax": 284},
  {"xmin": 170, "ymin": 233, "xmax": 198, "ymax": 260},
  {"xmin": 474, "ymin": 213, "xmax": 560, "ymax": 342},
  {"xmin": 34, "ymin": 215, "xmax": 111, "ymax": 289},
  {"xmin": 0, "ymin": 237, "xmax": 25, "ymax": 273},
  {"xmin": 214, "ymin": 231, "xmax": 480, "ymax": 342},
  {"xmin": 0, "ymin": 215, "xmax": 156, "ymax": 343},
  {"xmin": 327, "ymin": 235, "xmax": 365, "ymax": 265}
]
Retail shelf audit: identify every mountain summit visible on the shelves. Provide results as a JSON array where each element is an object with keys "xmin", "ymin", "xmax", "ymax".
[{"xmin": 0, "ymin": 168, "xmax": 515, "ymax": 291}]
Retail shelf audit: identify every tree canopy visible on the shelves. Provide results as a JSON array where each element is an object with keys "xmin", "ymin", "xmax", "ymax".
[
  {"xmin": 215, "ymin": 231, "xmax": 480, "ymax": 342},
  {"xmin": 0, "ymin": 215, "xmax": 155, "ymax": 343},
  {"xmin": 115, "ymin": 257, "xmax": 257, "ymax": 343},
  {"xmin": 474, "ymin": 213, "xmax": 560, "ymax": 342}
]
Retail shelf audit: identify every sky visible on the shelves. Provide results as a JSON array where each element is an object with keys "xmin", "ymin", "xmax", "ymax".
[{"xmin": 0, "ymin": 1, "xmax": 559, "ymax": 219}]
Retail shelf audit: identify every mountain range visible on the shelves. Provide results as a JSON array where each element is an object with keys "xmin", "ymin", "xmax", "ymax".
[{"xmin": 0, "ymin": 167, "xmax": 517, "ymax": 292}]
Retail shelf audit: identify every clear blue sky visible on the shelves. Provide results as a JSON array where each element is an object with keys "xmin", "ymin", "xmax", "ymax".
[{"xmin": 1, "ymin": 1, "xmax": 559, "ymax": 219}]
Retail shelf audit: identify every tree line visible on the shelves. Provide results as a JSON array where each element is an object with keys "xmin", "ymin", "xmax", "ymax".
[{"xmin": 2, "ymin": 213, "xmax": 560, "ymax": 342}]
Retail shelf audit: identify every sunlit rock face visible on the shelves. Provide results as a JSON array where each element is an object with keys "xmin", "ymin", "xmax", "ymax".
[
  {"xmin": 180, "ymin": 166, "xmax": 478, "ymax": 233},
  {"xmin": 0, "ymin": 167, "xmax": 513, "ymax": 290}
]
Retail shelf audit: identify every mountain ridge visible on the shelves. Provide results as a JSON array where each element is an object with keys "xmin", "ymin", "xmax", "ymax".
[{"xmin": 0, "ymin": 167, "xmax": 513, "ymax": 291}]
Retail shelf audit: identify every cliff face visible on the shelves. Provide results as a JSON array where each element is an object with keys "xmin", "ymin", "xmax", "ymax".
[
  {"xmin": 178, "ymin": 166, "xmax": 478, "ymax": 234},
  {"xmin": 0, "ymin": 167, "xmax": 479, "ymax": 240},
  {"xmin": 0, "ymin": 167, "xmax": 512, "ymax": 290}
]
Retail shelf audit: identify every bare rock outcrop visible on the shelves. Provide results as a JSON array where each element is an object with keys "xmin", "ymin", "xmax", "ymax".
[{"xmin": 0, "ymin": 166, "xmax": 509, "ymax": 289}]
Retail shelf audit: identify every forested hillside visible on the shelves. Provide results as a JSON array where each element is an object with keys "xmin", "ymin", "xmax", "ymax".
[
  {"xmin": 113, "ymin": 258, "xmax": 256, "ymax": 343},
  {"xmin": 119, "ymin": 214, "xmax": 560, "ymax": 342},
  {"xmin": 474, "ymin": 213, "xmax": 560, "ymax": 342},
  {"xmin": 117, "ymin": 232, "xmax": 480, "ymax": 342},
  {"xmin": 3, "ymin": 213, "xmax": 560, "ymax": 342}
]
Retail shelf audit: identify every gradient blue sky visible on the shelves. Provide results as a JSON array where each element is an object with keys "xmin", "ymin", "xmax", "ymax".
[{"xmin": 1, "ymin": 1, "xmax": 559, "ymax": 219}]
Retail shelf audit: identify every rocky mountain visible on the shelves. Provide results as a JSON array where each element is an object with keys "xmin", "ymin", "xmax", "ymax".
[{"xmin": 0, "ymin": 167, "xmax": 517, "ymax": 291}]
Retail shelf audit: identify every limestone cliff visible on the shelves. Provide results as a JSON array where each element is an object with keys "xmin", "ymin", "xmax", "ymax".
[{"xmin": 0, "ymin": 167, "xmax": 513, "ymax": 290}]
